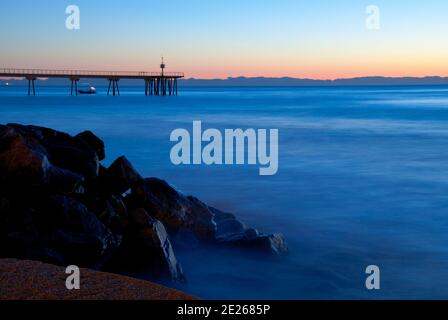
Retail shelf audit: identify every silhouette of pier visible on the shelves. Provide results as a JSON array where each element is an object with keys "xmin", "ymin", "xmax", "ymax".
[{"xmin": 0, "ymin": 65, "xmax": 184, "ymax": 96}]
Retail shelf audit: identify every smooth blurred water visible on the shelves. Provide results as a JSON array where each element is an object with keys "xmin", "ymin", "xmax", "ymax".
[{"xmin": 1, "ymin": 84, "xmax": 448, "ymax": 299}]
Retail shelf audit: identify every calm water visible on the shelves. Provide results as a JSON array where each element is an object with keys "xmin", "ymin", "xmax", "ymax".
[{"xmin": 1, "ymin": 84, "xmax": 448, "ymax": 299}]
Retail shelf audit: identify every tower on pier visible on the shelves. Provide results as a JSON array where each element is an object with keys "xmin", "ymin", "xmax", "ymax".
[{"xmin": 160, "ymin": 56, "xmax": 165, "ymax": 77}]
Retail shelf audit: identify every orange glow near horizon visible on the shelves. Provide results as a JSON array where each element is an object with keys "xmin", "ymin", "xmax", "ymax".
[{"xmin": 3, "ymin": 52, "xmax": 448, "ymax": 80}]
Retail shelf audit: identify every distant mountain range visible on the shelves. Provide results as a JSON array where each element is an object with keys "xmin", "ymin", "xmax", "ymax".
[
  {"xmin": 180, "ymin": 76, "xmax": 448, "ymax": 86},
  {"xmin": 2, "ymin": 76, "xmax": 448, "ymax": 87}
]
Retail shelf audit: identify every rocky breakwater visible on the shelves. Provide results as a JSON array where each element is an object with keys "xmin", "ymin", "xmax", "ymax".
[{"xmin": 0, "ymin": 124, "xmax": 287, "ymax": 283}]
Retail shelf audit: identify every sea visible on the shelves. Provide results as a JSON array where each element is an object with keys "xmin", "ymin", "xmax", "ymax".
[{"xmin": 1, "ymin": 84, "xmax": 448, "ymax": 299}]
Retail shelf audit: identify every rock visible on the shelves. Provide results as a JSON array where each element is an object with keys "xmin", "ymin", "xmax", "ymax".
[
  {"xmin": 0, "ymin": 123, "xmax": 288, "ymax": 286},
  {"xmin": 0, "ymin": 126, "xmax": 50, "ymax": 190},
  {"xmin": 0, "ymin": 259, "xmax": 196, "ymax": 300},
  {"xmin": 130, "ymin": 207, "xmax": 152, "ymax": 227},
  {"xmin": 0, "ymin": 124, "xmax": 17, "ymax": 152},
  {"xmin": 84, "ymin": 164, "xmax": 108, "ymax": 197},
  {"xmin": 244, "ymin": 228, "xmax": 259, "ymax": 240},
  {"xmin": 121, "ymin": 208, "xmax": 184, "ymax": 281},
  {"xmin": 0, "ymin": 197, "xmax": 10, "ymax": 223},
  {"xmin": 47, "ymin": 165, "xmax": 85, "ymax": 194},
  {"xmin": 253, "ymin": 234, "xmax": 288, "ymax": 256},
  {"xmin": 6, "ymin": 126, "xmax": 101, "ymax": 191},
  {"xmin": 6, "ymin": 124, "xmax": 99, "ymax": 181},
  {"xmin": 226, "ymin": 233, "xmax": 288, "ymax": 256},
  {"xmin": 5, "ymin": 123, "xmax": 72, "ymax": 145},
  {"xmin": 74, "ymin": 194, "xmax": 123, "ymax": 233},
  {"xmin": 0, "ymin": 126, "xmax": 84, "ymax": 194},
  {"xmin": 75, "ymin": 130, "xmax": 106, "ymax": 161},
  {"xmin": 0, "ymin": 195, "xmax": 119, "ymax": 267},
  {"xmin": 109, "ymin": 195, "xmax": 129, "ymax": 230},
  {"xmin": 210, "ymin": 207, "xmax": 287, "ymax": 255},
  {"xmin": 129, "ymin": 178, "xmax": 216, "ymax": 240},
  {"xmin": 211, "ymin": 207, "xmax": 247, "ymax": 242},
  {"xmin": 105, "ymin": 156, "xmax": 142, "ymax": 195},
  {"xmin": 45, "ymin": 195, "xmax": 119, "ymax": 267},
  {"xmin": 3, "ymin": 235, "xmax": 66, "ymax": 266},
  {"xmin": 44, "ymin": 139, "xmax": 99, "ymax": 181}
]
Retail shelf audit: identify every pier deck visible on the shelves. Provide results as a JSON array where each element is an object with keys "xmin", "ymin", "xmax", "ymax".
[{"xmin": 0, "ymin": 68, "xmax": 184, "ymax": 96}]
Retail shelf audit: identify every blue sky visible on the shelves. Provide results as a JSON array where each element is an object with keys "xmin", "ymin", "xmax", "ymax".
[{"xmin": 1, "ymin": 0, "xmax": 448, "ymax": 78}]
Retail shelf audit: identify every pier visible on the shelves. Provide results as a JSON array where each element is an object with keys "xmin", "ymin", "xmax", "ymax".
[{"xmin": 0, "ymin": 65, "xmax": 184, "ymax": 96}]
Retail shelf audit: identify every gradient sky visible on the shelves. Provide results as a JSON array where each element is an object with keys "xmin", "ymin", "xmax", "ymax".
[{"xmin": 1, "ymin": 0, "xmax": 448, "ymax": 79}]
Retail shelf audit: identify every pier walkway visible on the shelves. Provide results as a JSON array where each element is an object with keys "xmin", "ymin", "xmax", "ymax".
[{"xmin": 0, "ymin": 68, "xmax": 184, "ymax": 96}]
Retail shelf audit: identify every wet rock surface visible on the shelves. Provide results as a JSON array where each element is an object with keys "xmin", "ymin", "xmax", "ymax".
[{"xmin": 0, "ymin": 124, "xmax": 287, "ymax": 284}]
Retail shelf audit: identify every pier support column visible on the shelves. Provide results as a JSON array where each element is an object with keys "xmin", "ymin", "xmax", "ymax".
[
  {"xmin": 26, "ymin": 77, "xmax": 36, "ymax": 96},
  {"xmin": 70, "ymin": 77, "xmax": 79, "ymax": 96},
  {"xmin": 145, "ymin": 79, "xmax": 154, "ymax": 96},
  {"xmin": 107, "ymin": 78, "xmax": 120, "ymax": 96},
  {"xmin": 175, "ymin": 78, "xmax": 178, "ymax": 95}
]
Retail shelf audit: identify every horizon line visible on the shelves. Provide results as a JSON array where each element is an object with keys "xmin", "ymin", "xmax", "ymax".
[{"xmin": 2, "ymin": 74, "xmax": 448, "ymax": 82}]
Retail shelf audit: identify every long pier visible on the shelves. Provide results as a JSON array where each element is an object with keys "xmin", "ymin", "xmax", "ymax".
[{"xmin": 0, "ymin": 68, "xmax": 184, "ymax": 96}]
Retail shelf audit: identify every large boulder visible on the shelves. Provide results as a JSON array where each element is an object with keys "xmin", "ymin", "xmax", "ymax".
[
  {"xmin": 127, "ymin": 208, "xmax": 184, "ymax": 281},
  {"xmin": 0, "ymin": 259, "xmax": 196, "ymax": 300},
  {"xmin": 5, "ymin": 123, "xmax": 72, "ymax": 146},
  {"xmin": 75, "ymin": 130, "xmax": 106, "ymax": 161},
  {"xmin": 0, "ymin": 195, "xmax": 120, "ymax": 268},
  {"xmin": 73, "ymin": 194, "xmax": 124, "ymax": 233},
  {"xmin": 0, "ymin": 126, "xmax": 84, "ymax": 194},
  {"xmin": 45, "ymin": 195, "xmax": 120, "ymax": 267},
  {"xmin": 103, "ymin": 156, "xmax": 142, "ymax": 195},
  {"xmin": 128, "ymin": 178, "xmax": 217, "ymax": 240},
  {"xmin": 4, "ymin": 124, "xmax": 100, "ymax": 182},
  {"xmin": 0, "ymin": 125, "xmax": 51, "ymax": 189},
  {"xmin": 44, "ymin": 138, "xmax": 99, "ymax": 181},
  {"xmin": 109, "ymin": 195, "xmax": 129, "ymax": 230}
]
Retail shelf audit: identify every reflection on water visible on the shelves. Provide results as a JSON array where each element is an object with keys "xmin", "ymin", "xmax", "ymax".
[{"xmin": 1, "ymin": 85, "xmax": 448, "ymax": 299}]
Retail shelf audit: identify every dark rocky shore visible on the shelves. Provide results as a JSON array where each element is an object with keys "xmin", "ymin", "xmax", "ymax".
[{"xmin": 0, "ymin": 123, "xmax": 287, "ymax": 287}]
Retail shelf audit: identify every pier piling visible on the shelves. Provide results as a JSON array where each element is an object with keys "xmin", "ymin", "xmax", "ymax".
[
  {"xmin": 26, "ymin": 76, "xmax": 36, "ymax": 96},
  {"xmin": 107, "ymin": 78, "xmax": 121, "ymax": 96},
  {"xmin": 70, "ymin": 77, "xmax": 79, "ymax": 96}
]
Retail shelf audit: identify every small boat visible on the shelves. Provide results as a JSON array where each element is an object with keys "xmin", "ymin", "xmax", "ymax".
[{"xmin": 79, "ymin": 86, "xmax": 96, "ymax": 95}]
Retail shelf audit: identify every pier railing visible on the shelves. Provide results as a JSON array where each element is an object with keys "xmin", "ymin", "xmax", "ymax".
[
  {"xmin": 0, "ymin": 68, "xmax": 184, "ymax": 79},
  {"xmin": 0, "ymin": 67, "xmax": 183, "ymax": 96}
]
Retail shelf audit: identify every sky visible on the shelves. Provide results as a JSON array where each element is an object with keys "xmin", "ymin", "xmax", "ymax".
[{"xmin": 1, "ymin": 0, "xmax": 448, "ymax": 79}]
